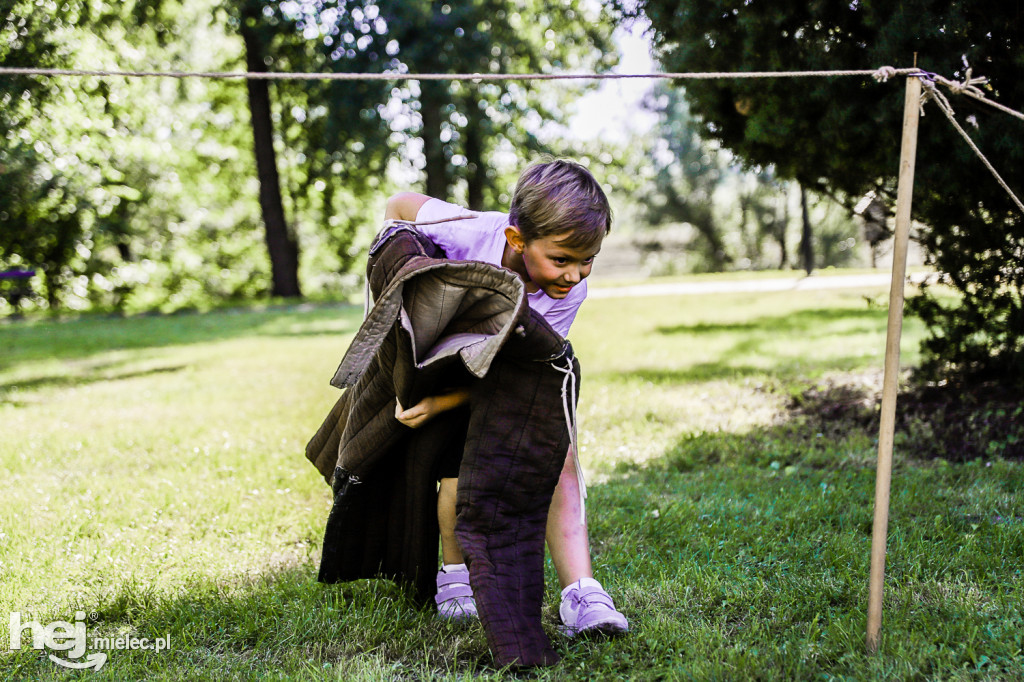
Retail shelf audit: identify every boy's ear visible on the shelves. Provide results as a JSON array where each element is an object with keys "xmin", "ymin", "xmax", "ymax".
[{"xmin": 504, "ymin": 225, "xmax": 526, "ymax": 253}]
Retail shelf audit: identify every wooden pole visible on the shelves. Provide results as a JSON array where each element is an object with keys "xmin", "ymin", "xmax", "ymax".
[{"xmin": 866, "ymin": 74, "xmax": 922, "ymax": 654}]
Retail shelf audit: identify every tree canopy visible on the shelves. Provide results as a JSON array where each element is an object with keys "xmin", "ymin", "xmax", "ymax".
[
  {"xmin": 0, "ymin": 0, "xmax": 617, "ymax": 312},
  {"xmin": 633, "ymin": 0, "xmax": 1024, "ymax": 385},
  {"xmin": 379, "ymin": 0, "xmax": 617, "ymax": 206}
]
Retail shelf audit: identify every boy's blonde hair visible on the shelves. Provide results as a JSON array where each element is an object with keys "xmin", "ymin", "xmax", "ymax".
[{"xmin": 508, "ymin": 159, "xmax": 612, "ymax": 250}]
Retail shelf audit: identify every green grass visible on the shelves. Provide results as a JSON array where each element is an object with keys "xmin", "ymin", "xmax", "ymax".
[{"xmin": 1, "ymin": 283, "xmax": 1021, "ymax": 680}]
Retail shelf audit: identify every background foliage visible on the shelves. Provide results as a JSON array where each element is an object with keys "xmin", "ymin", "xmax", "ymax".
[
  {"xmin": 631, "ymin": 0, "xmax": 1024, "ymax": 386},
  {"xmin": 3, "ymin": 1, "xmax": 1022, "ymax": 387},
  {"xmin": 0, "ymin": 0, "xmax": 619, "ymax": 311}
]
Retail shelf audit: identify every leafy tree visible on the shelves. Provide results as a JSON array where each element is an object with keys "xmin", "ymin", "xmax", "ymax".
[
  {"xmin": 0, "ymin": 0, "xmax": 89, "ymax": 307},
  {"xmin": 2, "ymin": 1, "xmax": 616, "ymax": 311},
  {"xmin": 2, "ymin": 0, "xmax": 396, "ymax": 309},
  {"xmin": 2, "ymin": 0, "xmax": 282, "ymax": 311},
  {"xmin": 625, "ymin": 83, "xmax": 862, "ymax": 275},
  {"xmin": 632, "ymin": 0, "xmax": 1024, "ymax": 385},
  {"xmin": 237, "ymin": 2, "xmax": 301, "ymax": 298},
  {"xmin": 640, "ymin": 85, "xmax": 732, "ymax": 271},
  {"xmin": 150, "ymin": 0, "xmax": 395, "ymax": 299},
  {"xmin": 260, "ymin": 1, "xmax": 395, "ymax": 289},
  {"xmin": 737, "ymin": 170, "xmax": 790, "ymax": 269},
  {"xmin": 379, "ymin": 0, "xmax": 617, "ymax": 207},
  {"xmin": 1, "ymin": 1, "xmax": 238, "ymax": 309}
]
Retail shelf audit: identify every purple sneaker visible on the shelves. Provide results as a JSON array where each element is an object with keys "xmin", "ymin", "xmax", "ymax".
[
  {"xmin": 558, "ymin": 578, "xmax": 629, "ymax": 637},
  {"xmin": 435, "ymin": 564, "xmax": 478, "ymax": 623}
]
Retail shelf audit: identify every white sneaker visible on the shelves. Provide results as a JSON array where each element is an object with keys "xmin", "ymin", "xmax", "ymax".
[
  {"xmin": 558, "ymin": 578, "xmax": 629, "ymax": 637},
  {"xmin": 434, "ymin": 564, "xmax": 478, "ymax": 622}
]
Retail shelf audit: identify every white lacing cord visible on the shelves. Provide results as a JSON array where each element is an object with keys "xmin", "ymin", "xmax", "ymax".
[{"xmin": 551, "ymin": 356, "xmax": 587, "ymax": 526}]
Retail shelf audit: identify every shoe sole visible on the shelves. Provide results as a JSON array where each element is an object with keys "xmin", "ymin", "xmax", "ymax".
[{"xmin": 558, "ymin": 619, "xmax": 629, "ymax": 639}]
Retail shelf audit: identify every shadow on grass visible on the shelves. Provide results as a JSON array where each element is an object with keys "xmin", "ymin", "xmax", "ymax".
[
  {"xmin": 598, "ymin": 354, "xmax": 880, "ymax": 385},
  {"xmin": 0, "ymin": 363, "xmax": 187, "ymax": 404},
  {"xmin": 585, "ymin": 307, "xmax": 896, "ymax": 385},
  {"xmin": 655, "ymin": 306, "xmax": 885, "ymax": 337},
  {"xmin": 582, "ymin": 423, "xmax": 1024, "ymax": 679},
  {"xmin": 10, "ymin": 439, "xmax": 1020, "ymax": 680},
  {"xmin": 4, "ymin": 562, "xmax": 502, "ymax": 680}
]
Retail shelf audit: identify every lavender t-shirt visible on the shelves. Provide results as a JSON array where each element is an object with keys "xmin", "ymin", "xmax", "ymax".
[{"xmin": 415, "ymin": 198, "xmax": 587, "ymax": 337}]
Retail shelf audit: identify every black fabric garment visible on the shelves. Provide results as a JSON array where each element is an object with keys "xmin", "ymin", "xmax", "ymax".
[
  {"xmin": 307, "ymin": 223, "xmax": 578, "ymax": 668},
  {"xmin": 456, "ymin": 351, "xmax": 579, "ymax": 667},
  {"xmin": 310, "ymin": 225, "xmax": 541, "ymax": 600},
  {"xmin": 307, "ymin": 224, "xmax": 538, "ymax": 483}
]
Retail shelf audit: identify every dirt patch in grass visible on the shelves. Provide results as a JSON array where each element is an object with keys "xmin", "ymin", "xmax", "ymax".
[{"xmin": 789, "ymin": 372, "xmax": 1024, "ymax": 462}]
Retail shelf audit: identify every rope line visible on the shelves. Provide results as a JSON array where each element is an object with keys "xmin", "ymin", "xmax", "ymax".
[
  {"xmin": 0, "ymin": 65, "xmax": 919, "ymax": 81},
  {"xmin": 959, "ymin": 91, "xmax": 1024, "ymax": 123},
  {"xmin": 3, "ymin": 64, "xmax": 1020, "ymax": 123},
  {"xmin": 3, "ymin": 61, "xmax": 1020, "ymax": 211},
  {"xmin": 4, "ymin": 62, "xmax": 1018, "ymax": 120},
  {"xmin": 920, "ymin": 79, "xmax": 1024, "ymax": 216}
]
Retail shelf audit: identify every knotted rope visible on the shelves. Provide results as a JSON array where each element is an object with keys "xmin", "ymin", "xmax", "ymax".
[
  {"xmin": 917, "ymin": 72, "xmax": 1024, "ymax": 216},
  {"xmin": 871, "ymin": 66, "xmax": 899, "ymax": 82},
  {"xmin": 922, "ymin": 68, "xmax": 1024, "ymax": 123},
  {"xmin": 864, "ymin": 65, "xmax": 1024, "ymax": 216}
]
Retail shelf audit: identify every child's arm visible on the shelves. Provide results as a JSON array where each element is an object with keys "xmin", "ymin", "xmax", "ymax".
[
  {"xmin": 385, "ymin": 192, "xmax": 432, "ymax": 221},
  {"xmin": 395, "ymin": 389, "xmax": 471, "ymax": 428}
]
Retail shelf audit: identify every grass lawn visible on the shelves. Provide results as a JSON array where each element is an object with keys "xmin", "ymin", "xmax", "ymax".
[{"xmin": 1, "ymin": 281, "xmax": 1022, "ymax": 680}]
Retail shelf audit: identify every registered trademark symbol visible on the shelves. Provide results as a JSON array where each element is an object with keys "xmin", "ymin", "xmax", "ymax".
[{"xmin": 90, "ymin": 612, "xmax": 99, "ymax": 622}]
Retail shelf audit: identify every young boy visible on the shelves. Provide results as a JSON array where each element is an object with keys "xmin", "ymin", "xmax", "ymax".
[{"xmin": 384, "ymin": 159, "xmax": 629, "ymax": 637}]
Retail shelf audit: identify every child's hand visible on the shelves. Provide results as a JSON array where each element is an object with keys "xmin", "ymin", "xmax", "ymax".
[
  {"xmin": 394, "ymin": 397, "xmax": 437, "ymax": 429},
  {"xmin": 394, "ymin": 389, "xmax": 470, "ymax": 428}
]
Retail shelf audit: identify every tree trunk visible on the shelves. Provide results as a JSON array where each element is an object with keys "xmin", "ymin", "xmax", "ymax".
[
  {"xmin": 241, "ymin": 14, "xmax": 301, "ymax": 298},
  {"xmin": 738, "ymin": 193, "xmax": 752, "ymax": 259},
  {"xmin": 462, "ymin": 98, "xmax": 487, "ymax": 210},
  {"xmin": 41, "ymin": 269, "xmax": 59, "ymax": 310},
  {"xmin": 420, "ymin": 80, "xmax": 450, "ymax": 199},
  {"xmin": 776, "ymin": 186, "xmax": 789, "ymax": 269},
  {"xmin": 697, "ymin": 224, "xmax": 729, "ymax": 270},
  {"xmin": 799, "ymin": 184, "xmax": 814, "ymax": 276}
]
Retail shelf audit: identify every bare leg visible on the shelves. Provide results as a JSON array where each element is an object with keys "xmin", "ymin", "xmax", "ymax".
[
  {"xmin": 546, "ymin": 448, "xmax": 629, "ymax": 636},
  {"xmin": 546, "ymin": 448, "xmax": 594, "ymax": 589},
  {"xmin": 438, "ymin": 477, "xmax": 464, "ymax": 565}
]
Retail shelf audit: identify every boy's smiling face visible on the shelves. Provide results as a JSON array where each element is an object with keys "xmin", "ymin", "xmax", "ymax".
[{"xmin": 503, "ymin": 227, "xmax": 602, "ymax": 299}]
